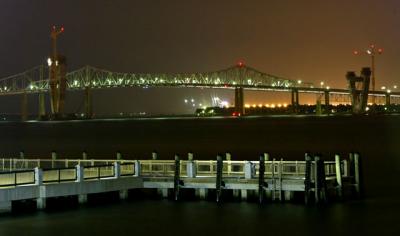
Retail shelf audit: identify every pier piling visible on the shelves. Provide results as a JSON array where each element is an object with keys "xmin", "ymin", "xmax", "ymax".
[
  {"xmin": 318, "ymin": 158, "xmax": 328, "ymax": 203},
  {"xmin": 216, "ymin": 155, "xmax": 224, "ymax": 203},
  {"xmin": 354, "ymin": 153, "xmax": 361, "ymax": 197},
  {"xmin": 335, "ymin": 154, "xmax": 343, "ymax": 199},
  {"xmin": 272, "ymin": 159, "xmax": 276, "ymax": 201},
  {"xmin": 278, "ymin": 159, "xmax": 283, "ymax": 201},
  {"xmin": 258, "ymin": 154, "xmax": 266, "ymax": 204},
  {"xmin": 304, "ymin": 154, "xmax": 312, "ymax": 205},
  {"xmin": 314, "ymin": 156, "xmax": 320, "ymax": 204},
  {"xmin": 174, "ymin": 155, "xmax": 180, "ymax": 201}
]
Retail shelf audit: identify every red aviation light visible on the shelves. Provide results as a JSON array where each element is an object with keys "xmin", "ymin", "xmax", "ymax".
[
  {"xmin": 378, "ymin": 48, "xmax": 383, "ymax": 54},
  {"xmin": 60, "ymin": 26, "xmax": 65, "ymax": 32},
  {"xmin": 353, "ymin": 50, "xmax": 359, "ymax": 55},
  {"xmin": 237, "ymin": 61, "xmax": 245, "ymax": 67}
]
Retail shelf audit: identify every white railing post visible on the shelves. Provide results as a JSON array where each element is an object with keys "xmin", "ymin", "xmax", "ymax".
[
  {"xmin": 34, "ymin": 167, "xmax": 43, "ymax": 185},
  {"xmin": 134, "ymin": 160, "xmax": 141, "ymax": 177},
  {"xmin": 51, "ymin": 151, "xmax": 57, "ymax": 168},
  {"xmin": 226, "ymin": 153, "xmax": 232, "ymax": 175},
  {"xmin": 244, "ymin": 161, "xmax": 254, "ymax": 179},
  {"xmin": 76, "ymin": 164, "xmax": 84, "ymax": 182},
  {"xmin": 187, "ymin": 160, "xmax": 197, "ymax": 178},
  {"xmin": 114, "ymin": 162, "xmax": 121, "ymax": 178},
  {"xmin": 152, "ymin": 152, "xmax": 158, "ymax": 160},
  {"xmin": 75, "ymin": 164, "xmax": 87, "ymax": 204},
  {"xmin": 117, "ymin": 151, "xmax": 122, "ymax": 160},
  {"xmin": 35, "ymin": 167, "xmax": 46, "ymax": 210}
]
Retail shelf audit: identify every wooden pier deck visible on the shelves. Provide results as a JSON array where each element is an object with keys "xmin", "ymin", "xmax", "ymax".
[{"xmin": 0, "ymin": 153, "xmax": 361, "ymax": 212}]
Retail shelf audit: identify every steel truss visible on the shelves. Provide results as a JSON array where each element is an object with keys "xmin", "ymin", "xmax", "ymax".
[{"xmin": 0, "ymin": 65, "xmax": 312, "ymax": 95}]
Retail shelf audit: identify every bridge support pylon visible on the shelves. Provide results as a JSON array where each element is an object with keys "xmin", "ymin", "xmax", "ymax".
[
  {"xmin": 234, "ymin": 87, "xmax": 245, "ymax": 115},
  {"xmin": 38, "ymin": 93, "xmax": 46, "ymax": 119},
  {"xmin": 324, "ymin": 90, "xmax": 330, "ymax": 114},
  {"xmin": 386, "ymin": 94, "xmax": 391, "ymax": 106},
  {"xmin": 21, "ymin": 92, "xmax": 28, "ymax": 121},
  {"xmin": 84, "ymin": 87, "xmax": 93, "ymax": 118},
  {"xmin": 291, "ymin": 89, "xmax": 299, "ymax": 113},
  {"xmin": 347, "ymin": 67, "xmax": 371, "ymax": 114}
]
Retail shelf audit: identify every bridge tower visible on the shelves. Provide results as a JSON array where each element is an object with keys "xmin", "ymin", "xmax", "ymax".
[
  {"xmin": 347, "ymin": 67, "xmax": 371, "ymax": 114},
  {"xmin": 234, "ymin": 87, "xmax": 244, "ymax": 115},
  {"xmin": 291, "ymin": 89, "xmax": 299, "ymax": 113},
  {"xmin": 48, "ymin": 26, "xmax": 67, "ymax": 118},
  {"xmin": 234, "ymin": 62, "xmax": 245, "ymax": 115}
]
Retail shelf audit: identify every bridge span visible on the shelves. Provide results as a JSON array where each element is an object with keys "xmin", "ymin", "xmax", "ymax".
[{"xmin": 0, "ymin": 64, "xmax": 399, "ymax": 119}]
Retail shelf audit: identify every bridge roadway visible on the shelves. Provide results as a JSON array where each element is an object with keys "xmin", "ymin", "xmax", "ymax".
[{"xmin": 0, "ymin": 155, "xmax": 360, "ymax": 212}]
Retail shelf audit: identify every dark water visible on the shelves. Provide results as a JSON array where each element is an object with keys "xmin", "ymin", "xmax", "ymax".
[
  {"xmin": 1, "ymin": 115, "xmax": 400, "ymax": 235},
  {"xmin": 0, "ymin": 199, "xmax": 398, "ymax": 236}
]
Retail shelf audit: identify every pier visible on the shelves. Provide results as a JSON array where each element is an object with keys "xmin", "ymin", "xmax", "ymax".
[{"xmin": 0, "ymin": 153, "xmax": 361, "ymax": 213}]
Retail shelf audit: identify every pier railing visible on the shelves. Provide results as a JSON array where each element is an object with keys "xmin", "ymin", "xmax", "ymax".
[
  {"xmin": 84, "ymin": 164, "xmax": 115, "ymax": 180},
  {"xmin": 0, "ymin": 169, "xmax": 36, "ymax": 187},
  {"xmin": 0, "ymin": 154, "xmax": 361, "ymax": 210},
  {"xmin": 43, "ymin": 167, "xmax": 77, "ymax": 183},
  {"xmin": 0, "ymin": 158, "xmax": 348, "ymax": 181},
  {"xmin": 0, "ymin": 158, "xmax": 136, "ymax": 171}
]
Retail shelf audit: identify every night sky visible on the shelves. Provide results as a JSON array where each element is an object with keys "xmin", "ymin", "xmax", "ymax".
[{"xmin": 1, "ymin": 0, "xmax": 400, "ymax": 114}]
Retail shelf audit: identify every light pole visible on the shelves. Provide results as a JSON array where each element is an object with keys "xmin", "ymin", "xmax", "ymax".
[{"xmin": 354, "ymin": 44, "xmax": 383, "ymax": 104}]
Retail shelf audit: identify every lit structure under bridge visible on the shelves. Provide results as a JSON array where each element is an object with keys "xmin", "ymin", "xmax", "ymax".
[{"xmin": 0, "ymin": 63, "xmax": 399, "ymax": 119}]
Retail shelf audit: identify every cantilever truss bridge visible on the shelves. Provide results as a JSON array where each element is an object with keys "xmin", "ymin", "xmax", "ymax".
[
  {"xmin": 0, "ymin": 64, "xmax": 312, "ymax": 95},
  {"xmin": 1, "ymin": 64, "xmax": 400, "ymax": 118}
]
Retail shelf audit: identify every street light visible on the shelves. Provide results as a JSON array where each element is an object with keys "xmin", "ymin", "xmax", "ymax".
[{"xmin": 297, "ymin": 80, "xmax": 302, "ymax": 85}]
